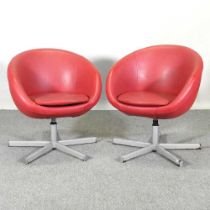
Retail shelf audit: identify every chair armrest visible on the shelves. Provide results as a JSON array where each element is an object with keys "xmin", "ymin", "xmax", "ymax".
[
  {"xmin": 156, "ymin": 69, "xmax": 202, "ymax": 118},
  {"xmin": 8, "ymin": 71, "xmax": 39, "ymax": 115}
]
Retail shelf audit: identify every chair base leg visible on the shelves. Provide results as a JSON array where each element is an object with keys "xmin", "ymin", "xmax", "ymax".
[
  {"xmin": 56, "ymin": 143, "xmax": 88, "ymax": 161},
  {"xmin": 156, "ymin": 146, "xmax": 183, "ymax": 167},
  {"xmin": 25, "ymin": 143, "xmax": 53, "ymax": 164},
  {"xmin": 120, "ymin": 145, "xmax": 155, "ymax": 162},
  {"xmin": 119, "ymin": 144, "xmax": 184, "ymax": 166},
  {"xmin": 113, "ymin": 119, "xmax": 201, "ymax": 166},
  {"xmin": 9, "ymin": 118, "xmax": 97, "ymax": 164},
  {"xmin": 59, "ymin": 137, "xmax": 97, "ymax": 146},
  {"xmin": 113, "ymin": 138, "xmax": 150, "ymax": 147},
  {"xmin": 24, "ymin": 142, "xmax": 90, "ymax": 164},
  {"xmin": 159, "ymin": 143, "xmax": 201, "ymax": 150},
  {"xmin": 9, "ymin": 141, "xmax": 49, "ymax": 147}
]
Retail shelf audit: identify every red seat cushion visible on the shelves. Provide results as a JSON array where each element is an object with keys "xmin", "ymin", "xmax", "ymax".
[
  {"xmin": 31, "ymin": 93, "xmax": 89, "ymax": 106},
  {"xmin": 117, "ymin": 91, "xmax": 174, "ymax": 107}
]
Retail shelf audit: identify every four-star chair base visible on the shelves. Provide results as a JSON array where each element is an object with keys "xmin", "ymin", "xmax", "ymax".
[
  {"xmin": 113, "ymin": 119, "xmax": 201, "ymax": 167},
  {"xmin": 8, "ymin": 118, "xmax": 97, "ymax": 164}
]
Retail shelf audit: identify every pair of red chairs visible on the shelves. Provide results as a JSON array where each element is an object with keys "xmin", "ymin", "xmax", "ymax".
[{"xmin": 8, "ymin": 45, "xmax": 203, "ymax": 166}]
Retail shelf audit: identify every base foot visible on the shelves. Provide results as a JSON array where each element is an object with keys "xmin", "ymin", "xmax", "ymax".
[
  {"xmin": 24, "ymin": 142, "xmax": 90, "ymax": 164},
  {"xmin": 113, "ymin": 138, "xmax": 201, "ymax": 167},
  {"xmin": 10, "ymin": 137, "xmax": 97, "ymax": 164}
]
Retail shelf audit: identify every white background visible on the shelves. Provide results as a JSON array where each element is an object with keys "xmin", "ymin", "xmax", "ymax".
[{"xmin": 0, "ymin": 0, "xmax": 210, "ymax": 110}]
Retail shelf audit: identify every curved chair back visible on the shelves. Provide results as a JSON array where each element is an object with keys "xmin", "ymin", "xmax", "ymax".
[
  {"xmin": 107, "ymin": 45, "xmax": 203, "ymax": 99},
  {"xmin": 8, "ymin": 49, "xmax": 101, "ymax": 118},
  {"xmin": 8, "ymin": 49, "xmax": 101, "ymax": 99},
  {"xmin": 106, "ymin": 45, "xmax": 203, "ymax": 118}
]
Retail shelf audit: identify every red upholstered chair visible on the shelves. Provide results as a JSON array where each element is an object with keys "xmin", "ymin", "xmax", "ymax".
[
  {"xmin": 106, "ymin": 45, "xmax": 203, "ymax": 166},
  {"xmin": 8, "ymin": 49, "xmax": 101, "ymax": 163}
]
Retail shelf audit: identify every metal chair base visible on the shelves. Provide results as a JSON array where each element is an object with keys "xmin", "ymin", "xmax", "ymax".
[
  {"xmin": 9, "ymin": 118, "xmax": 97, "ymax": 164},
  {"xmin": 113, "ymin": 120, "xmax": 201, "ymax": 167}
]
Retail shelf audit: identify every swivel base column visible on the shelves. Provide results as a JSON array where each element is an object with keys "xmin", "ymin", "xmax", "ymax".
[
  {"xmin": 9, "ymin": 118, "xmax": 97, "ymax": 164},
  {"xmin": 113, "ymin": 119, "xmax": 201, "ymax": 167}
]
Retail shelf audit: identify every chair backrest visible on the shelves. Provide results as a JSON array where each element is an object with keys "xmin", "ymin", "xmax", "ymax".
[
  {"xmin": 107, "ymin": 45, "xmax": 203, "ymax": 98},
  {"xmin": 8, "ymin": 49, "xmax": 100, "ymax": 98}
]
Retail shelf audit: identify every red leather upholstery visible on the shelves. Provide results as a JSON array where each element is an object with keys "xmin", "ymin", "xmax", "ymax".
[
  {"xmin": 106, "ymin": 45, "xmax": 203, "ymax": 119},
  {"xmin": 8, "ymin": 49, "xmax": 102, "ymax": 118},
  {"xmin": 118, "ymin": 91, "xmax": 175, "ymax": 107},
  {"xmin": 31, "ymin": 93, "xmax": 89, "ymax": 106}
]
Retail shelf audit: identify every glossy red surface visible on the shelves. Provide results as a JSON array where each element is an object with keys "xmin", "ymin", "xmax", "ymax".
[
  {"xmin": 106, "ymin": 45, "xmax": 203, "ymax": 119},
  {"xmin": 8, "ymin": 49, "xmax": 102, "ymax": 118},
  {"xmin": 31, "ymin": 93, "xmax": 89, "ymax": 106},
  {"xmin": 118, "ymin": 91, "xmax": 174, "ymax": 107}
]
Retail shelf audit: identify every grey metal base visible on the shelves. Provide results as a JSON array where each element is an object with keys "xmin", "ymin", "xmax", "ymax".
[
  {"xmin": 113, "ymin": 121, "xmax": 201, "ymax": 166},
  {"xmin": 8, "ymin": 118, "xmax": 97, "ymax": 164}
]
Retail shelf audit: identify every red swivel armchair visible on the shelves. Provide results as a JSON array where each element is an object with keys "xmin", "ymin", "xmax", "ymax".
[
  {"xmin": 8, "ymin": 49, "xmax": 101, "ymax": 163},
  {"xmin": 106, "ymin": 45, "xmax": 203, "ymax": 166}
]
